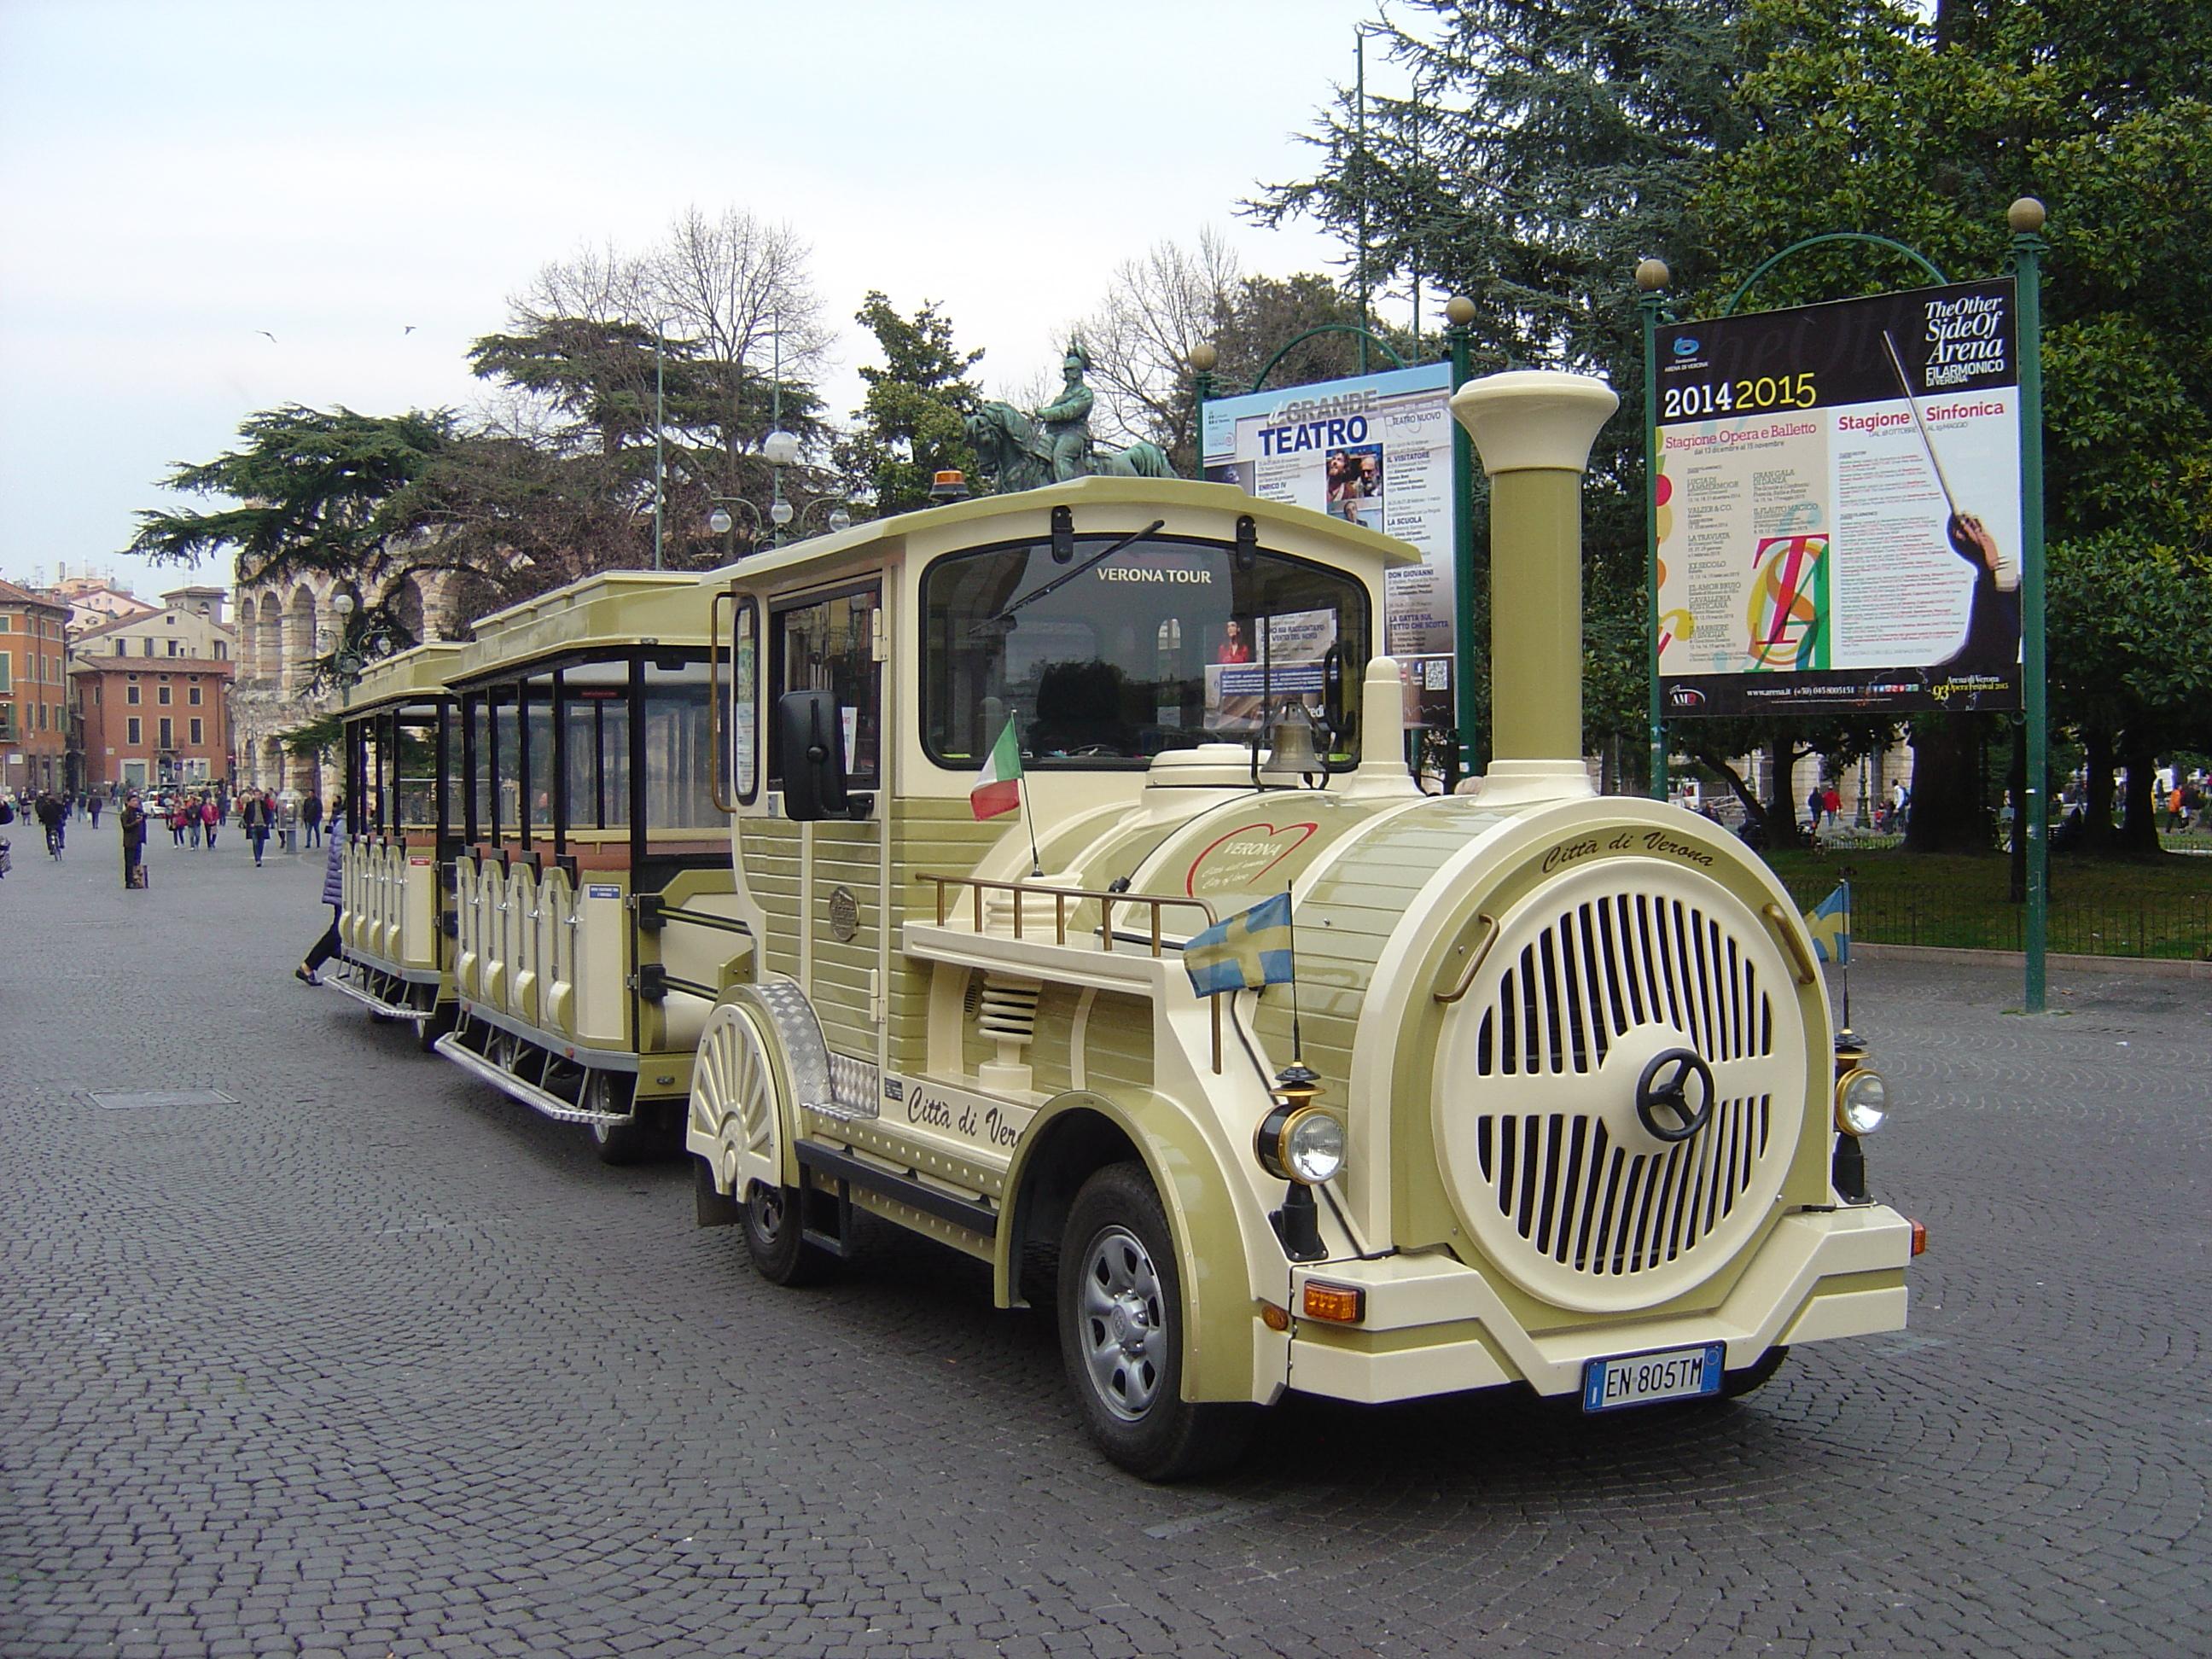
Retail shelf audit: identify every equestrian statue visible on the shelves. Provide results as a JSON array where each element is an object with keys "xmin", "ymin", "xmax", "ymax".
[{"xmin": 964, "ymin": 341, "xmax": 1175, "ymax": 492}]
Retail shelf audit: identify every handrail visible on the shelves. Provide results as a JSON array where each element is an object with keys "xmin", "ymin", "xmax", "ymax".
[
  {"xmin": 913, "ymin": 873, "xmax": 1225, "ymax": 1073},
  {"xmin": 1432, "ymin": 913, "xmax": 1500, "ymax": 1004}
]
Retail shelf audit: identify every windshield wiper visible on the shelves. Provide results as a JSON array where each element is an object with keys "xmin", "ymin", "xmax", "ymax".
[{"xmin": 990, "ymin": 519, "xmax": 1167, "ymax": 621}]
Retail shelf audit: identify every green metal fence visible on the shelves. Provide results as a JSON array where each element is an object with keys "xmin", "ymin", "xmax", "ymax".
[{"xmin": 1777, "ymin": 879, "xmax": 2212, "ymax": 962}]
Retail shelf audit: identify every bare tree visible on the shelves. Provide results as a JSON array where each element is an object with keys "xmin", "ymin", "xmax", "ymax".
[{"xmin": 1073, "ymin": 229, "xmax": 1241, "ymax": 467}]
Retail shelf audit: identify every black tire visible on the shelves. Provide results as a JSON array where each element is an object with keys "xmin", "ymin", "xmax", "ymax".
[
  {"xmin": 587, "ymin": 1072, "xmax": 659, "ymax": 1165},
  {"xmin": 1057, "ymin": 1161, "xmax": 1255, "ymax": 1481},
  {"xmin": 743, "ymin": 1179, "xmax": 834, "ymax": 1286},
  {"xmin": 1720, "ymin": 1345, "xmax": 1790, "ymax": 1399}
]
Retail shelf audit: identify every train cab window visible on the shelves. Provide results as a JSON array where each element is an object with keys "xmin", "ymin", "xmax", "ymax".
[
  {"xmin": 919, "ymin": 533, "xmax": 1370, "ymax": 767},
  {"xmin": 353, "ymin": 719, "xmax": 386, "ymax": 834},
  {"xmin": 770, "ymin": 586, "xmax": 881, "ymax": 789},
  {"xmin": 731, "ymin": 601, "xmax": 759, "ymax": 805}
]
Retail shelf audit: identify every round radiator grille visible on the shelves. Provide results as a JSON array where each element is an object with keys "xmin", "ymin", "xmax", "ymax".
[{"xmin": 1431, "ymin": 859, "xmax": 1806, "ymax": 1312}]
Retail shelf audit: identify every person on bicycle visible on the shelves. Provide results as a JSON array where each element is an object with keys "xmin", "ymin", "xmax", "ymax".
[{"xmin": 34, "ymin": 791, "xmax": 67, "ymax": 857}]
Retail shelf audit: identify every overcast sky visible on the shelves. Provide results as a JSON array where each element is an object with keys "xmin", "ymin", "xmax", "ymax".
[{"xmin": 0, "ymin": 0, "xmax": 1406, "ymax": 602}]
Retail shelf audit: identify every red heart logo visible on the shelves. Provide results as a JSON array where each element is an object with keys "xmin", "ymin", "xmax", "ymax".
[{"xmin": 1185, "ymin": 820, "xmax": 1319, "ymax": 897}]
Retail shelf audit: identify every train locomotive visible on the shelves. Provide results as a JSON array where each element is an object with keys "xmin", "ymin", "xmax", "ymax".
[{"xmin": 335, "ymin": 369, "xmax": 1918, "ymax": 1481}]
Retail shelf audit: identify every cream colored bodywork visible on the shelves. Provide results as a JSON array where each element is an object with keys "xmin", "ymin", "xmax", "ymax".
[
  {"xmin": 335, "ymin": 644, "xmax": 464, "ymax": 1007},
  {"xmin": 684, "ymin": 476, "xmax": 1912, "ymax": 1412}
]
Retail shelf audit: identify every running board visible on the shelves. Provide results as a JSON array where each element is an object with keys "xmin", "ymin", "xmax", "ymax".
[
  {"xmin": 796, "ymin": 1139, "xmax": 999, "ymax": 1238},
  {"xmin": 327, "ymin": 971, "xmax": 428, "ymax": 1026},
  {"xmin": 431, "ymin": 1033, "xmax": 635, "ymax": 1126}
]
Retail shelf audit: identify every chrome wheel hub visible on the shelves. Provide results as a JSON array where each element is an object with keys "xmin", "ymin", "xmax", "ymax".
[{"xmin": 1079, "ymin": 1225, "xmax": 1165, "ymax": 1421}]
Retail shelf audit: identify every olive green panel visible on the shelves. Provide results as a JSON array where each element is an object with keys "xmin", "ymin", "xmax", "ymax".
[
  {"xmin": 810, "ymin": 820, "xmax": 884, "ymax": 1058},
  {"xmin": 1380, "ymin": 812, "xmax": 1840, "ymax": 1332},
  {"xmin": 1081, "ymin": 992, "xmax": 1156, "ymax": 1094},
  {"xmin": 1488, "ymin": 469, "xmax": 1584, "ymax": 763},
  {"xmin": 740, "ymin": 819, "xmax": 802, "ymax": 978}
]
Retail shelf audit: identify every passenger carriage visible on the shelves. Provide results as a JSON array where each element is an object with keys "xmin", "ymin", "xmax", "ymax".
[
  {"xmin": 334, "ymin": 643, "xmax": 466, "ymax": 1048},
  {"xmin": 431, "ymin": 571, "xmax": 744, "ymax": 1163},
  {"xmin": 684, "ymin": 370, "xmax": 1916, "ymax": 1480}
]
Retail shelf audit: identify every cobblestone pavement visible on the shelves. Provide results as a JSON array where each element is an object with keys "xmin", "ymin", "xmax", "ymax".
[{"xmin": 3, "ymin": 822, "xmax": 2207, "ymax": 1657}]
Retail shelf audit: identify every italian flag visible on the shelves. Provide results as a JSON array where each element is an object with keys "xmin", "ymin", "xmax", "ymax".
[{"xmin": 970, "ymin": 719, "xmax": 1023, "ymax": 820}]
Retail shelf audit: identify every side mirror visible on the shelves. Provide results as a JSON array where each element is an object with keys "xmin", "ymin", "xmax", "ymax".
[{"xmin": 774, "ymin": 690, "xmax": 850, "ymax": 822}]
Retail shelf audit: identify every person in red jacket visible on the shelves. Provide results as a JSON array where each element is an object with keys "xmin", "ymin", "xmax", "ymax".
[{"xmin": 200, "ymin": 795, "xmax": 219, "ymax": 850}]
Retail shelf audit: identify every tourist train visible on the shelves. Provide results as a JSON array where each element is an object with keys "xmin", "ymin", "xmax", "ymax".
[{"xmin": 331, "ymin": 370, "xmax": 1918, "ymax": 1479}]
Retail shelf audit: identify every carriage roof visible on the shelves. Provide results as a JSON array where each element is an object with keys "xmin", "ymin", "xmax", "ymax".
[
  {"xmin": 455, "ymin": 569, "xmax": 713, "ymax": 682},
  {"xmin": 346, "ymin": 641, "xmax": 468, "ymax": 713}
]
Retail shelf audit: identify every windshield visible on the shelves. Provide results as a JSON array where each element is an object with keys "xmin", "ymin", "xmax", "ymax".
[{"xmin": 921, "ymin": 533, "xmax": 1369, "ymax": 767}]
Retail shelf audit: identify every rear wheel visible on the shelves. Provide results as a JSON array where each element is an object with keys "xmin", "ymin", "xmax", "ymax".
[
  {"xmin": 743, "ymin": 1179, "xmax": 834, "ymax": 1286},
  {"xmin": 1058, "ymin": 1161, "xmax": 1254, "ymax": 1481},
  {"xmin": 586, "ymin": 1070, "xmax": 659, "ymax": 1165}
]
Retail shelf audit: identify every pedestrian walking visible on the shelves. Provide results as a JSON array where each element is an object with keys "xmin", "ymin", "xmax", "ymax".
[
  {"xmin": 242, "ymin": 789, "xmax": 272, "ymax": 867},
  {"xmin": 201, "ymin": 795, "xmax": 219, "ymax": 850},
  {"xmin": 120, "ymin": 795, "xmax": 148, "ymax": 889},
  {"xmin": 1822, "ymin": 783, "xmax": 1842, "ymax": 827},
  {"xmin": 304, "ymin": 791, "xmax": 324, "ymax": 848},
  {"xmin": 169, "ymin": 797, "xmax": 189, "ymax": 847},
  {"xmin": 296, "ymin": 800, "xmax": 347, "ymax": 986},
  {"xmin": 1805, "ymin": 783, "xmax": 1823, "ymax": 835},
  {"xmin": 187, "ymin": 794, "xmax": 203, "ymax": 847},
  {"xmin": 88, "ymin": 795, "xmax": 101, "ymax": 829}
]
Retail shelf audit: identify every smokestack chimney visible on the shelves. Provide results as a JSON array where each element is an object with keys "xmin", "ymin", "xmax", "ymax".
[{"xmin": 1449, "ymin": 370, "xmax": 1619, "ymax": 800}]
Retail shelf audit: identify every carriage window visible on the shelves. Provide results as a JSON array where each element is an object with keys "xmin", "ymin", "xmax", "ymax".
[
  {"xmin": 439, "ymin": 704, "xmax": 462, "ymax": 839},
  {"xmin": 559, "ymin": 660, "xmax": 629, "ymax": 832},
  {"xmin": 771, "ymin": 586, "xmax": 881, "ymax": 787},
  {"xmin": 489, "ymin": 686, "xmax": 520, "ymax": 845},
  {"xmin": 467, "ymin": 696, "xmax": 491, "ymax": 841},
  {"xmin": 395, "ymin": 704, "xmax": 439, "ymax": 831},
  {"xmin": 919, "ymin": 534, "xmax": 1369, "ymax": 766},
  {"xmin": 524, "ymin": 675, "xmax": 556, "ymax": 838},
  {"xmin": 643, "ymin": 657, "xmax": 716, "ymax": 832},
  {"xmin": 731, "ymin": 601, "xmax": 759, "ymax": 805}
]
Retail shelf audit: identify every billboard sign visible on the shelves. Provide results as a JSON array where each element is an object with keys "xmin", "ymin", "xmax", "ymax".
[
  {"xmin": 1202, "ymin": 361, "xmax": 1459, "ymax": 658},
  {"xmin": 1655, "ymin": 279, "xmax": 2022, "ymax": 716}
]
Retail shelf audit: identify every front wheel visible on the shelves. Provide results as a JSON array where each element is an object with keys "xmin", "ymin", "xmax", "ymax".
[{"xmin": 1058, "ymin": 1162, "xmax": 1254, "ymax": 1481}]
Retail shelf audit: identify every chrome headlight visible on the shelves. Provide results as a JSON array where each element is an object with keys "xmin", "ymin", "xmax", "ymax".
[
  {"xmin": 1835, "ymin": 1068, "xmax": 1888, "ymax": 1137},
  {"xmin": 1255, "ymin": 1103, "xmax": 1346, "ymax": 1185}
]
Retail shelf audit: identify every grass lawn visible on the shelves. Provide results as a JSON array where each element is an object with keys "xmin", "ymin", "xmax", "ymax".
[{"xmin": 1760, "ymin": 846, "xmax": 2212, "ymax": 960}]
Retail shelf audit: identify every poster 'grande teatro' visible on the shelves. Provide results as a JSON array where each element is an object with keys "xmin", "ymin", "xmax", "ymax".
[{"xmin": 1655, "ymin": 279, "xmax": 2023, "ymax": 718}]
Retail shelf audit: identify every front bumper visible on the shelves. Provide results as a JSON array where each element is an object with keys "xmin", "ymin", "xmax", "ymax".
[{"xmin": 1284, "ymin": 1204, "xmax": 1912, "ymax": 1406}]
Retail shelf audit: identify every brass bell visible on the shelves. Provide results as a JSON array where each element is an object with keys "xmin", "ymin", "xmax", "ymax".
[{"xmin": 1260, "ymin": 701, "xmax": 1323, "ymax": 784}]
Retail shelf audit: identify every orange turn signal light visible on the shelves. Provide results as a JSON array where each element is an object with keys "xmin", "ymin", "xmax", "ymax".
[
  {"xmin": 1911, "ymin": 1220, "xmax": 1928, "ymax": 1257},
  {"xmin": 1301, "ymin": 1282, "xmax": 1365, "ymax": 1324},
  {"xmin": 1260, "ymin": 1302, "xmax": 1291, "ymax": 1332}
]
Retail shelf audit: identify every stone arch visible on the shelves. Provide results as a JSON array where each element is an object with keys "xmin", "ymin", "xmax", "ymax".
[
  {"xmin": 257, "ymin": 589, "xmax": 287, "ymax": 685},
  {"xmin": 259, "ymin": 736, "xmax": 285, "ymax": 791},
  {"xmin": 283, "ymin": 586, "xmax": 318, "ymax": 691},
  {"xmin": 237, "ymin": 597, "xmax": 259, "ymax": 680},
  {"xmin": 386, "ymin": 574, "xmax": 427, "ymax": 649}
]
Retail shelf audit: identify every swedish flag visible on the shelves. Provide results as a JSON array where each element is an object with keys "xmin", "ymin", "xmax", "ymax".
[
  {"xmin": 1805, "ymin": 881, "xmax": 1851, "ymax": 965},
  {"xmin": 1184, "ymin": 891, "xmax": 1296, "ymax": 998}
]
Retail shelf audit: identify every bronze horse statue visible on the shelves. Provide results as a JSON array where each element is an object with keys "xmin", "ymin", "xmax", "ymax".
[{"xmin": 963, "ymin": 402, "xmax": 1175, "ymax": 492}]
